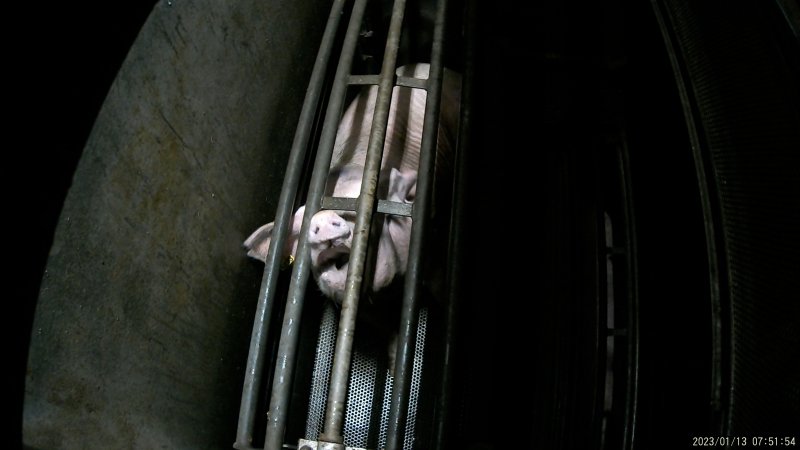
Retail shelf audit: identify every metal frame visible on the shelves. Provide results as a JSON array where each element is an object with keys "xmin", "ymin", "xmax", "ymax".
[
  {"xmin": 432, "ymin": 0, "xmax": 475, "ymax": 446},
  {"xmin": 651, "ymin": 0, "xmax": 730, "ymax": 435},
  {"xmin": 317, "ymin": 0, "xmax": 411, "ymax": 443},
  {"xmin": 236, "ymin": 0, "xmax": 456, "ymax": 448}
]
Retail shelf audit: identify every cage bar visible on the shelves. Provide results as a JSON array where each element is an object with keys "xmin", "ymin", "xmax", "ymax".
[
  {"xmin": 234, "ymin": 1, "xmax": 348, "ymax": 448},
  {"xmin": 261, "ymin": 0, "xmax": 371, "ymax": 448},
  {"xmin": 433, "ymin": 0, "xmax": 476, "ymax": 446},
  {"xmin": 318, "ymin": 0, "xmax": 410, "ymax": 444},
  {"xmin": 384, "ymin": 0, "xmax": 450, "ymax": 448}
]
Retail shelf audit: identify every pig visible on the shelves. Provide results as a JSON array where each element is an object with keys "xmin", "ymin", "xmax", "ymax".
[{"xmin": 244, "ymin": 63, "xmax": 460, "ymax": 303}]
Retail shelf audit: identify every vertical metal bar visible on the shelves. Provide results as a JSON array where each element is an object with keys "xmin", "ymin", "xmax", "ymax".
[
  {"xmin": 433, "ymin": 0, "xmax": 475, "ymax": 447},
  {"xmin": 318, "ymin": 0, "xmax": 409, "ymax": 444},
  {"xmin": 234, "ymin": 1, "xmax": 347, "ymax": 448},
  {"xmin": 385, "ymin": 0, "xmax": 449, "ymax": 448},
  {"xmin": 617, "ymin": 136, "xmax": 640, "ymax": 450},
  {"xmin": 262, "ymin": 0, "xmax": 371, "ymax": 448},
  {"xmin": 650, "ymin": 1, "xmax": 729, "ymax": 434}
]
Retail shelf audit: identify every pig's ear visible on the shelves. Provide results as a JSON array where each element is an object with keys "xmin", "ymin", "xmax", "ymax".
[
  {"xmin": 244, "ymin": 206, "xmax": 306, "ymax": 262},
  {"xmin": 388, "ymin": 168, "xmax": 418, "ymax": 203},
  {"xmin": 244, "ymin": 222, "xmax": 275, "ymax": 262}
]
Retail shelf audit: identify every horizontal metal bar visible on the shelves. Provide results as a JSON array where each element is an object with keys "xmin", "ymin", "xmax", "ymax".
[
  {"xmin": 606, "ymin": 246, "xmax": 626, "ymax": 256},
  {"xmin": 396, "ymin": 75, "xmax": 428, "ymax": 90},
  {"xmin": 320, "ymin": 196, "xmax": 357, "ymax": 211},
  {"xmin": 607, "ymin": 327, "xmax": 628, "ymax": 337},
  {"xmin": 230, "ymin": 444, "xmax": 297, "ymax": 450},
  {"xmin": 378, "ymin": 199, "xmax": 413, "ymax": 216},
  {"xmin": 347, "ymin": 74, "xmax": 380, "ymax": 85},
  {"xmin": 298, "ymin": 439, "xmax": 366, "ymax": 450},
  {"xmin": 348, "ymin": 75, "xmax": 428, "ymax": 91},
  {"xmin": 321, "ymin": 196, "xmax": 413, "ymax": 217}
]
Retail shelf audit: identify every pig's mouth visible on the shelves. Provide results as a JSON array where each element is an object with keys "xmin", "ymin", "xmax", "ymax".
[
  {"xmin": 317, "ymin": 246, "xmax": 351, "ymax": 272},
  {"xmin": 333, "ymin": 252, "xmax": 350, "ymax": 270}
]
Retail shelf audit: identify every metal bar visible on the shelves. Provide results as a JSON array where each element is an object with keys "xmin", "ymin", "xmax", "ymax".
[
  {"xmin": 651, "ymin": 0, "xmax": 727, "ymax": 432},
  {"xmin": 320, "ymin": 196, "xmax": 358, "ymax": 211},
  {"xmin": 433, "ymin": 0, "xmax": 475, "ymax": 447},
  {"xmin": 262, "ymin": 0, "xmax": 371, "ymax": 448},
  {"xmin": 595, "ymin": 161, "xmax": 611, "ymax": 450},
  {"xmin": 616, "ymin": 134, "xmax": 640, "ymax": 450},
  {"xmin": 234, "ymin": 1, "xmax": 347, "ymax": 448},
  {"xmin": 299, "ymin": 439, "xmax": 369, "ymax": 450},
  {"xmin": 377, "ymin": 200, "xmax": 413, "ymax": 217},
  {"xmin": 396, "ymin": 76, "xmax": 429, "ymax": 90},
  {"xmin": 348, "ymin": 75, "xmax": 428, "ymax": 90},
  {"xmin": 318, "ymin": 0, "xmax": 409, "ymax": 444},
  {"xmin": 385, "ymin": 0, "xmax": 449, "ymax": 448},
  {"xmin": 348, "ymin": 74, "xmax": 381, "ymax": 86},
  {"xmin": 321, "ymin": 196, "xmax": 413, "ymax": 217}
]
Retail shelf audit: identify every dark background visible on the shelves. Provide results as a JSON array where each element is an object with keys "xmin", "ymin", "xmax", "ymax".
[{"xmin": 11, "ymin": 1, "xmax": 159, "ymax": 446}]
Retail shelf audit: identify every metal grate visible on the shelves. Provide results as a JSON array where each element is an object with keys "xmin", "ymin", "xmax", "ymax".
[
  {"xmin": 305, "ymin": 305, "xmax": 337, "ymax": 439},
  {"xmin": 378, "ymin": 308, "xmax": 427, "ymax": 450},
  {"xmin": 305, "ymin": 304, "xmax": 429, "ymax": 449},
  {"xmin": 344, "ymin": 335, "xmax": 382, "ymax": 447},
  {"xmin": 658, "ymin": 0, "xmax": 800, "ymax": 435}
]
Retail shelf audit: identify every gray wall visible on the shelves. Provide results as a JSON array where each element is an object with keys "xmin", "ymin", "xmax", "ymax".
[{"xmin": 23, "ymin": 0, "xmax": 327, "ymax": 447}]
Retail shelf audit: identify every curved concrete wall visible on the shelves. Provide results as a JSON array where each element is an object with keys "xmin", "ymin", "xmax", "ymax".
[{"xmin": 23, "ymin": 0, "xmax": 327, "ymax": 448}]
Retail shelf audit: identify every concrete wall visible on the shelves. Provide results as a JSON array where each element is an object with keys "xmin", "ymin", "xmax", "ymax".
[{"xmin": 23, "ymin": 0, "xmax": 328, "ymax": 447}]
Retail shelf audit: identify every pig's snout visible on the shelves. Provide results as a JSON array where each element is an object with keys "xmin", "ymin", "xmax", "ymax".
[
  {"xmin": 309, "ymin": 211, "xmax": 353, "ymax": 294},
  {"xmin": 309, "ymin": 211, "xmax": 351, "ymax": 248}
]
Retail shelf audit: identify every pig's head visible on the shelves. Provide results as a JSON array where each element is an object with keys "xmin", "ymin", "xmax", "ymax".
[{"xmin": 244, "ymin": 167, "xmax": 417, "ymax": 303}]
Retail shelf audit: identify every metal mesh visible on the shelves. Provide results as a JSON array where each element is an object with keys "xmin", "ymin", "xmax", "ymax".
[
  {"xmin": 665, "ymin": 0, "xmax": 800, "ymax": 433},
  {"xmin": 378, "ymin": 308, "xmax": 427, "ymax": 450},
  {"xmin": 343, "ymin": 319, "xmax": 385, "ymax": 447},
  {"xmin": 305, "ymin": 304, "xmax": 429, "ymax": 449},
  {"xmin": 305, "ymin": 305, "xmax": 337, "ymax": 437}
]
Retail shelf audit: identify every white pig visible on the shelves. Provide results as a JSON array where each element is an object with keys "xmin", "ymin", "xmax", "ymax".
[{"xmin": 245, "ymin": 63, "xmax": 460, "ymax": 303}]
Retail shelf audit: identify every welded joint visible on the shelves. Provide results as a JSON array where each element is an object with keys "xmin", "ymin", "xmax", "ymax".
[{"xmin": 298, "ymin": 438, "xmax": 368, "ymax": 450}]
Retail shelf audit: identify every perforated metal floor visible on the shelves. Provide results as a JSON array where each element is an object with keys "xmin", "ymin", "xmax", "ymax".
[{"xmin": 305, "ymin": 303, "xmax": 428, "ymax": 449}]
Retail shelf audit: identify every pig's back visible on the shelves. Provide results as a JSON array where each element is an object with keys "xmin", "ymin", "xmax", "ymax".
[{"xmin": 331, "ymin": 63, "xmax": 461, "ymax": 175}]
